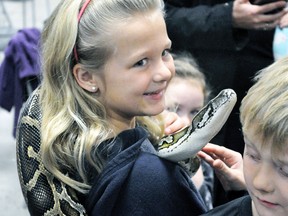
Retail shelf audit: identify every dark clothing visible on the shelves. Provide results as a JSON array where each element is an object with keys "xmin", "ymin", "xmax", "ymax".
[
  {"xmin": 85, "ymin": 127, "xmax": 207, "ymax": 216},
  {"xmin": 0, "ymin": 28, "xmax": 41, "ymax": 137},
  {"xmin": 164, "ymin": 0, "xmax": 274, "ymax": 153},
  {"xmin": 199, "ymin": 160, "xmax": 214, "ymax": 210},
  {"xmin": 200, "ymin": 195, "xmax": 252, "ymax": 216},
  {"xmin": 164, "ymin": 0, "xmax": 275, "ymax": 206}
]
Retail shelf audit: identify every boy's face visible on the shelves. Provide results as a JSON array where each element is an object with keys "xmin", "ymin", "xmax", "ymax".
[{"xmin": 243, "ymin": 126, "xmax": 288, "ymax": 216}]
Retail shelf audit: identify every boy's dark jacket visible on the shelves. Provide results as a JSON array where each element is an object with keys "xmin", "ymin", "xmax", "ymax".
[{"xmin": 201, "ymin": 195, "xmax": 252, "ymax": 216}]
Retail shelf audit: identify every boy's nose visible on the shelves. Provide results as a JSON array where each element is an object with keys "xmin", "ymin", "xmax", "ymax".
[{"xmin": 253, "ymin": 164, "xmax": 274, "ymax": 193}]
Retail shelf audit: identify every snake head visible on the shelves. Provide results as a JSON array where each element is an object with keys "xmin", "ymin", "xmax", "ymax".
[{"xmin": 157, "ymin": 89, "xmax": 237, "ymax": 162}]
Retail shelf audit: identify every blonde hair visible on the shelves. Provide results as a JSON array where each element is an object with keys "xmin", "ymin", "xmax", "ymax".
[
  {"xmin": 240, "ymin": 57, "xmax": 288, "ymax": 154},
  {"xmin": 172, "ymin": 52, "xmax": 211, "ymax": 103},
  {"xmin": 40, "ymin": 0, "xmax": 165, "ymax": 193}
]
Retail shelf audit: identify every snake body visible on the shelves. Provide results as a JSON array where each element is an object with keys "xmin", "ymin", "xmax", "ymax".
[{"xmin": 16, "ymin": 88, "xmax": 236, "ymax": 215}]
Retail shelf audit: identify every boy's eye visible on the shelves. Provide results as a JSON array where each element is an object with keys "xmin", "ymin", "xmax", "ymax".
[
  {"xmin": 251, "ymin": 154, "xmax": 260, "ymax": 161},
  {"xmin": 278, "ymin": 166, "xmax": 288, "ymax": 178},
  {"xmin": 244, "ymin": 146, "xmax": 260, "ymax": 162},
  {"xmin": 275, "ymin": 161, "xmax": 288, "ymax": 178},
  {"xmin": 246, "ymin": 152, "xmax": 260, "ymax": 161}
]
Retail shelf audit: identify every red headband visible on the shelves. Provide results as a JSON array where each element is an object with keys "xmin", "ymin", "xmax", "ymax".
[{"xmin": 74, "ymin": 0, "xmax": 92, "ymax": 62}]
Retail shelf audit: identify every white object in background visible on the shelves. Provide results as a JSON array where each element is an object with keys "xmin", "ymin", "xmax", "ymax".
[{"xmin": 273, "ymin": 26, "xmax": 288, "ymax": 60}]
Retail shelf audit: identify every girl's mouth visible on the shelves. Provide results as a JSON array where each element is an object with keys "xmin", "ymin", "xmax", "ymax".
[
  {"xmin": 144, "ymin": 90, "xmax": 164, "ymax": 100},
  {"xmin": 144, "ymin": 90, "xmax": 160, "ymax": 95}
]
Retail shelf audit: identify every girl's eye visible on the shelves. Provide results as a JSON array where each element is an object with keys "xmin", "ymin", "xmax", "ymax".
[
  {"xmin": 166, "ymin": 103, "xmax": 179, "ymax": 113},
  {"xmin": 162, "ymin": 49, "xmax": 171, "ymax": 57},
  {"xmin": 134, "ymin": 58, "xmax": 148, "ymax": 67}
]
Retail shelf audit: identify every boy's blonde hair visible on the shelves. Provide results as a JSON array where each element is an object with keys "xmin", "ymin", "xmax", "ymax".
[{"xmin": 240, "ymin": 57, "xmax": 288, "ymax": 154}]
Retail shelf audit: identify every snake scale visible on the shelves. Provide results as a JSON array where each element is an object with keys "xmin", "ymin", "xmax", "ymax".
[{"xmin": 16, "ymin": 88, "xmax": 236, "ymax": 215}]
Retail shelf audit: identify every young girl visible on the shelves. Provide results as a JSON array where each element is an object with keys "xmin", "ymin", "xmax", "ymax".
[
  {"xmin": 38, "ymin": 0, "xmax": 206, "ymax": 215},
  {"xmin": 165, "ymin": 52, "xmax": 214, "ymax": 210}
]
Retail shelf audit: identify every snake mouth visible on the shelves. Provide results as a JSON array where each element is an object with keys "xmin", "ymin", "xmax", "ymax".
[{"xmin": 193, "ymin": 89, "xmax": 236, "ymax": 126}]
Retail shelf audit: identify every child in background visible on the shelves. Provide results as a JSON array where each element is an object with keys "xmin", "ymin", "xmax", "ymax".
[
  {"xmin": 165, "ymin": 52, "xmax": 214, "ymax": 210},
  {"xmin": 200, "ymin": 57, "xmax": 288, "ymax": 215},
  {"xmin": 37, "ymin": 0, "xmax": 207, "ymax": 215}
]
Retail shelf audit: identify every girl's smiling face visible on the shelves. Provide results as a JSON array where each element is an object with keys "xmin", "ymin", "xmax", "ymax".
[
  {"xmin": 94, "ymin": 10, "xmax": 174, "ymax": 130},
  {"xmin": 243, "ymin": 126, "xmax": 288, "ymax": 216}
]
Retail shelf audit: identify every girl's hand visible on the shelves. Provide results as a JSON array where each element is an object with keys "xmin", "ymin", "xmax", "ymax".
[
  {"xmin": 198, "ymin": 143, "xmax": 246, "ymax": 191},
  {"xmin": 160, "ymin": 110, "xmax": 186, "ymax": 135}
]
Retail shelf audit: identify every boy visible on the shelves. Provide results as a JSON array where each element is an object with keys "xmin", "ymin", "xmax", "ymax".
[{"xmin": 200, "ymin": 57, "xmax": 288, "ymax": 215}]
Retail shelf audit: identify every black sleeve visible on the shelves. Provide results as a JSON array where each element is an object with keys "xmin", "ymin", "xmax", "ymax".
[{"xmin": 164, "ymin": 2, "xmax": 248, "ymax": 51}]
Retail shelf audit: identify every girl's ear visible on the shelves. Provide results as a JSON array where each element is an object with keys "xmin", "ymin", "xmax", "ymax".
[{"xmin": 73, "ymin": 64, "xmax": 98, "ymax": 93}]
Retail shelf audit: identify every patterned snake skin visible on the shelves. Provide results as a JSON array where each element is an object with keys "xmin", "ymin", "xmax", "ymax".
[
  {"xmin": 16, "ymin": 87, "xmax": 236, "ymax": 215},
  {"xmin": 16, "ymin": 88, "xmax": 87, "ymax": 216}
]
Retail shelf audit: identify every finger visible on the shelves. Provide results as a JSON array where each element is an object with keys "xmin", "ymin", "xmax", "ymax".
[
  {"xmin": 164, "ymin": 119, "xmax": 185, "ymax": 134},
  {"xmin": 203, "ymin": 144, "xmax": 242, "ymax": 168},
  {"xmin": 160, "ymin": 111, "xmax": 185, "ymax": 135},
  {"xmin": 200, "ymin": 146, "xmax": 223, "ymax": 161},
  {"xmin": 202, "ymin": 144, "xmax": 230, "ymax": 160},
  {"xmin": 197, "ymin": 151, "xmax": 215, "ymax": 166},
  {"xmin": 257, "ymin": 1, "xmax": 287, "ymax": 15},
  {"xmin": 279, "ymin": 12, "xmax": 288, "ymax": 28},
  {"xmin": 213, "ymin": 159, "xmax": 233, "ymax": 176}
]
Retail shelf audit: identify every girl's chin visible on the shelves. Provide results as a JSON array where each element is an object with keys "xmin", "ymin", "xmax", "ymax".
[{"xmin": 148, "ymin": 107, "xmax": 165, "ymax": 116}]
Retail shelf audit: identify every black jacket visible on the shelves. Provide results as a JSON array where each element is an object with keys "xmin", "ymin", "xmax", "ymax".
[
  {"xmin": 85, "ymin": 127, "xmax": 207, "ymax": 215},
  {"xmin": 200, "ymin": 195, "xmax": 252, "ymax": 216}
]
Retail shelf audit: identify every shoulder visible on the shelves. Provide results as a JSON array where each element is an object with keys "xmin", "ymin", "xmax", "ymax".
[
  {"xmin": 116, "ymin": 152, "xmax": 206, "ymax": 215},
  {"xmin": 131, "ymin": 151, "xmax": 191, "ymax": 190},
  {"xmin": 201, "ymin": 195, "xmax": 252, "ymax": 216}
]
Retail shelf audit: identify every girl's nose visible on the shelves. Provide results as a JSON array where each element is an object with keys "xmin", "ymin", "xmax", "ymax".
[{"xmin": 153, "ymin": 61, "xmax": 174, "ymax": 82}]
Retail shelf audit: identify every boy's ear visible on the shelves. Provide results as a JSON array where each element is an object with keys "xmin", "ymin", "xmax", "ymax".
[{"xmin": 73, "ymin": 64, "xmax": 98, "ymax": 93}]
